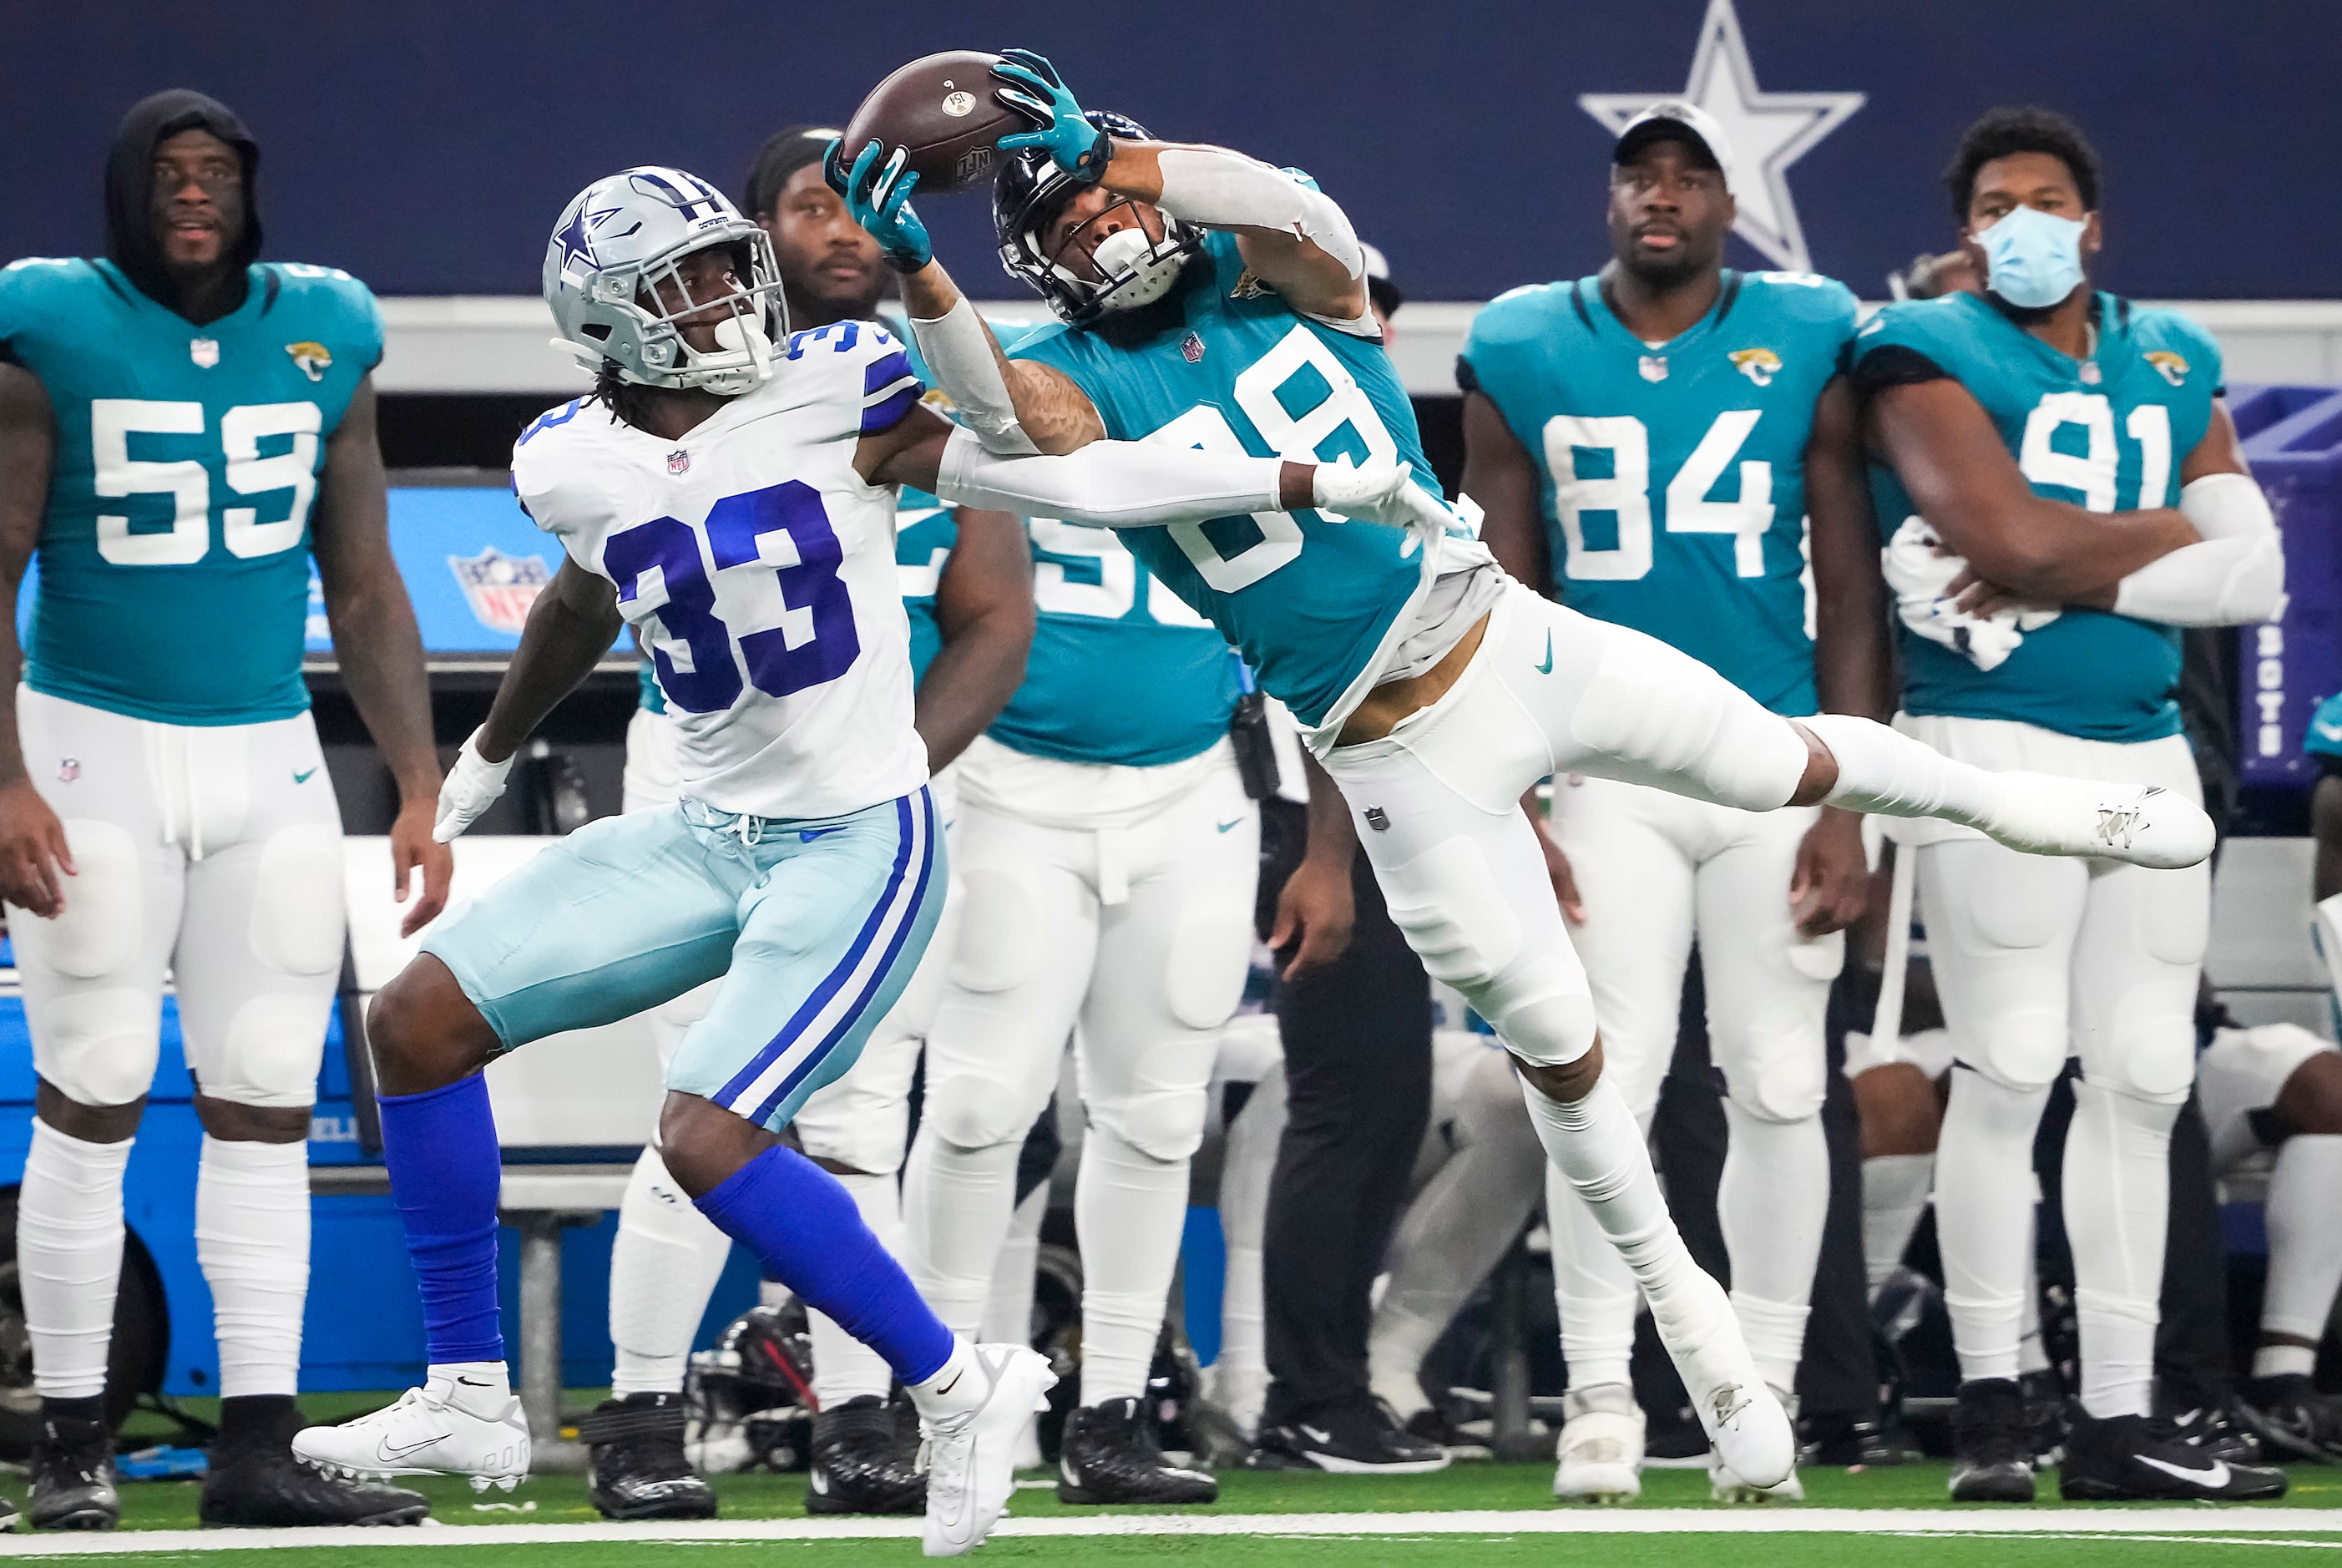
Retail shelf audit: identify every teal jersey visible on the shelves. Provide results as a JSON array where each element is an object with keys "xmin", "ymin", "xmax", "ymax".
[
  {"xmin": 0, "ymin": 257, "xmax": 382, "ymax": 724},
  {"xmin": 1009, "ymin": 229, "xmax": 1454, "ymax": 729},
  {"xmin": 895, "ymin": 486, "xmax": 954, "ymax": 685},
  {"xmin": 1857, "ymin": 291, "xmax": 2219, "ymax": 742},
  {"xmin": 1461, "ymin": 270, "xmax": 1857, "ymax": 716},
  {"xmin": 992, "ymin": 515, "xmax": 1240, "ymax": 767},
  {"xmin": 2307, "ymin": 691, "xmax": 2342, "ymax": 765}
]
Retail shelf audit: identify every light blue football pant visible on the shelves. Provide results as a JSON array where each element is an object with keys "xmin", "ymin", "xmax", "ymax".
[{"xmin": 422, "ymin": 788, "xmax": 943, "ymax": 1130}]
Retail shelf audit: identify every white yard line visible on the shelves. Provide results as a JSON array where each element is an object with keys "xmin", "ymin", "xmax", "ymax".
[{"xmin": 3, "ymin": 1507, "xmax": 2340, "ymax": 1555}]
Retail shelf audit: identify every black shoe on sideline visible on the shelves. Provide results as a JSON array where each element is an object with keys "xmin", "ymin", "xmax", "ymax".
[
  {"xmin": 2058, "ymin": 1409, "xmax": 2289, "ymax": 1501},
  {"xmin": 2017, "ymin": 1368, "xmax": 2069, "ymax": 1468},
  {"xmin": 2240, "ymin": 1374, "xmax": 2342, "ymax": 1462},
  {"xmin": 201, "ymin": 1443, "xmax": 429, "ymax": 1528},
  {"xmin": 583, "ymin": 1393, "xmax": 717, "ymax": 1521},
  {"xmin": 806, "ymin": 1396, "xmax": 924, "ymax": 1516},
  {"xmin": 1802, "ymin": 1409, "xmax": 1912, "ymax": 1468},
  {"xmin": 1057, "ymin": 1397, "xmax": 1216, "ymax": 1505},
  {"xmin": 1246, "ymin": 1399, "xmax": 1449, "ymax": 1474},
  {"xmin": 2166, "ymin": 1396, "xmax": 2269, "ymax": 1466},
  {"xmin": 1948, "ymin": 1378, "xmax": 2036, "ymax": 1503},
  {"xmin": 30, "ymin": 1404, "xmax": 119, "ymax": 1530}
]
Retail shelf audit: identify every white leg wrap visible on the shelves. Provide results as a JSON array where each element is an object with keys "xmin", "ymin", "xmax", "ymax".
[
  {"xmin": 1935, "ymin": 1069, "xmax": 2051, "ymax": 1383},
  {"xmin": 980, "ymin": 1183, "xmax": 1048, "ymax": 1347},
  {"xmin": 1073, "ymin": 1121, "xmax": 1191, "ymax": 1408},
  {"xmin": 2262, "ymin": 1135, "xmax": 2342, "ymax": 1356},
  {"xmin": 20, "ymin": 1120, "xmax": 133, "ymax": 1401},
  {"xmin": 195, "ymin": 1136, "xmax": 311, "ymax": 1399},
  {"xmin": 1860, "ymin": 1152, "xmax": 1935, "ymax": 1291},
  {"xmin": 809, "ymin": 1171, "xmax": 903, "ymax": 1407},
  {"xmin": 609, "ymin": 1145, "xmax": 732, "ymax": 1398},
  {"xmin": 2066, "ymin": 1077, "xmax": 2178, "ymax": 1419}
]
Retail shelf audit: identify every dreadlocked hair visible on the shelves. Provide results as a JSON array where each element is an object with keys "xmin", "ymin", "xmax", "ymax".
[{"xmin": 590, "ymin": 359, "xmax": 660, "ymax": 431}]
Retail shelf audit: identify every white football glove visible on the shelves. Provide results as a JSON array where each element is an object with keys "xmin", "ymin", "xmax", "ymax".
[
  {"xmin": 434, "ymin": 729, "xmax": 517, "ymax": 843},
  {"xmin": 1312, "ymin": 456, "xmax": 1459, "ymax": 534}
]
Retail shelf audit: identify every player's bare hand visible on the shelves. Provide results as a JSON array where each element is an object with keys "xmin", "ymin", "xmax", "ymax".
[
  {"xmin": 1945, "ymin": 565, "xmax": 2044, "ymax": 620},
  {"xmin": 392, "ymin": 797, "xmax": 453, "ymax": 938},
  {"xmin": 1789, "ymin": 807, "xmax": 1869, "ymax": 938},
  {"xmin": 0, "ymin": 778, "xmax": 73, "ymax": 919},
  {"xmin": 1270, "ymin": 854, "xmax": 1354, "ymax": 979}
]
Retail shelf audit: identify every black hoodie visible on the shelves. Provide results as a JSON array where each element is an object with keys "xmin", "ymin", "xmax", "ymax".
[{"xmin": 104, "ymin": 89, "xmax": 262, "ymax": 324}]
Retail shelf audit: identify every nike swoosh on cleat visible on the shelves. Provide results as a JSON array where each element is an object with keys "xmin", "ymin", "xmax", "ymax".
[
  {"xmin": 2137, "ymin": 1453, "xmax": 2230, "ymax": 1488},
  {"xmin": 375, "ymin": 1434, "xmax": 441, "ymax": 1463},
  {"xmin": 1302, "ymin": 1424, "xmax": 1332, "ymax": 1444},
  {"xmin": 1536, "ymin": 630, "xmax": 1554, "ymax": 675}
]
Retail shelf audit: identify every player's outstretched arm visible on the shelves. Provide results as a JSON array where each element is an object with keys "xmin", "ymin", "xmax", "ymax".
[
  {"xmin": 830, "ymin": 138, "xmax": 1105, "ymax": 455},
  {"xmin": 313, "ymin": 376, "xmax": 452, "ymax": 933},
  {"xmin": 0, "ymin": 363, "xmax": 71, "ymax": 918},
  {"xmin": 992, "ymin": 50, "xmax": 1368, "ymax": 324},
  {"xmin": 917, "ymin": 508, "xmax": 1035, "ymax": 771},
  {"xmin": 1871, "ymin": 376, "xmax": 2198, "ymax": 599},
  {"xmin": 435, "ymin": 558, "xmax": 621, "ymax": 843}
]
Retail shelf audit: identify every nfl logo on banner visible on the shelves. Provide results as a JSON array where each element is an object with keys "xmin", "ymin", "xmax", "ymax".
[
  {"xmin": 1181, "ymin": 332, "xmax": 1205, "ymax": 364},
  {"xmin": 448, "ymin": 548, "xmax": 552, "ymax": 636},
  {"xmin": 668, "ymin": 448, "xmax": 690, "ymax": 476},
  {"xmin": 189, "ymin": 338, "xmax": 220, "ymax": 368}
]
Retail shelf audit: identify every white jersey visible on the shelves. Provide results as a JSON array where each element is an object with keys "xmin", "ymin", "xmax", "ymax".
[{"xmin": 513, "ymin": 322, "xmax": 929, "ymax": 819}]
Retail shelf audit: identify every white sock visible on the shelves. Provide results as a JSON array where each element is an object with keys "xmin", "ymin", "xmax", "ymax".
[
  {"xmin": 2259, "ymin": 1134, "xmax": 2342, "ymax": 1374},
  {"xmin": 1074, "ymin": 1121, "xmax": 1190, "ymax": 1408},
  {"xmin": 195, "ymin": 1136, "xmax": 310, "ymax": 1399},
  {"xmin": 2064, "ymin": 1078, "xmax": 2178, "ymax": 1419},
  {"xmin": 905, "ymin": 1335, "xmax": 984, "ymax": 1424},
  {"xmin": 1935, "ymin": 1070, "xmax": 2050, "ymax": 1383},
  {"xmin": 1861, "ymin": 1153, "xmax": 1935, "ymax": 1291},
  {"xmin": 1803, "ymin": 714, "xmax": 2006, "ymax": 828},
  {"xmin": 980, "ymin": 1184, "xmax": 1047, "ymax": 1346},
  {"xmin": 903, "ymin": 1133, "xmax": 1020, "ymax": 1338},
  {"xmin": 609, "ymin": 1145, "xmax": 733, "ymax": 1398},
  {"xmin": 427, "ymin": 1358, "xmax": 512, "ymax": 1416},
  {"xmin": 1520, "ymin": 1075, "xmax": 1718, "ymax": 1350},
  {"xmin": 810, "ymin": 1171, "xmax": 904, "ymax": 1407},
  {"xmin": 1719, "ymin": 1105, "xmax": 1827, "ymax": 1393},
  {"xmin": 1545, "ymin": 1158, "xmax": 1640, "ymax": 1390},
  {"xmin": 1214, "ymin": 1069, "xmax": 1284, "ymax": 1385},
  {"xmin": 21, "ymin": 1120, "xmax": 133, "ymax": 1400}
]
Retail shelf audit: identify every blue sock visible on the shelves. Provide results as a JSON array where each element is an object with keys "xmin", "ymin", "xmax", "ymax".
[
  {"xmin": 695, "ymin": 1145, "xmax": 952, "ymax": 1384},
  {"xmin": 379, "ymin": 1074, "xmax": 505, "ymax": 1364}
]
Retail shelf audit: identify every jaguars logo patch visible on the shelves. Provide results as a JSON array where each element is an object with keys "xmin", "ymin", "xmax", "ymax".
[
  {"xmin": 286, "ymin": 341, "xmax": 332, "ymax": 382},
  {"xmin": 1730, "ymin": 347, "xmax": 1782, "ymax": 387},
  {"xmin": 2144, "ymin": 349, "xmax": 2190, "ymax": 387},
  {"xmin": 1228, "ymin": 268, "xmax": 1276, "ymax": 301}
]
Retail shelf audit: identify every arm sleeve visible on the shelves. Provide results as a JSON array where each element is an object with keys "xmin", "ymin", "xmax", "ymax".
[
  {"xmin": 1152, "ymin": 149, "xmax": 1364, "ymax": 280},
  {"xmin": 2111, "ymin": 473, "xmax": 2285, "ymax": 627},
  {"xmin": 933, "ymin": 425, "xmax": 1281, "ymax": 529},
  {"xmin": 906, "ymin": 299, "xmax": 1040, "ymax": 457}
]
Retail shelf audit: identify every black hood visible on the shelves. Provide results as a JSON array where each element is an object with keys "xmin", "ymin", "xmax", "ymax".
[{"xmin": 104, "ymin": 89, "xmax": 261, "ymax": 319}]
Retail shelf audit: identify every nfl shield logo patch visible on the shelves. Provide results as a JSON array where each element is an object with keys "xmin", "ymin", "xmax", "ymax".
[
  {"xmin": 1638, "ymin": 354, "xmax": 1668, "ymax": 382},
  {"xmin": 1181, "ymin": 332, "xmax": 1205, "ymax": 364},
  {"xmin": 189, "ymin": 338, "xmax": 220, "ymax": 368},
  {"xmin": 57, "ymin": 757, "xmax": 78, "ymax": 783},
  {"xmin": 448, "ymin": 548, "xmax": 552, "ymax": 636},
  {"xmin": 667, "ymin": 448, "xmax": 690, "ymax": 476}
]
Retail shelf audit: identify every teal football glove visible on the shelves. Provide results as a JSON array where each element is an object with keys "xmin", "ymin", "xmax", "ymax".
[
  {"xmin": 992, "ymin": 48, "xmax": 1113, "ymax": 185},
  {"xmin": 826, "ymin": 138, "xmax": 931, "ymax": 272}
]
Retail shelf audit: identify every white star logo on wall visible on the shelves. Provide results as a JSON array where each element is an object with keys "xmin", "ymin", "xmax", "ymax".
[{"xmin": 1579, "ymin": 0, "xmax": 1864, "ymax": 273}]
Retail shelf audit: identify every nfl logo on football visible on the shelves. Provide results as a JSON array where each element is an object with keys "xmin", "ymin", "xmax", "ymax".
[{"xmin": 448, "ymin": 547, "xmax": 551, "ymax": 636}]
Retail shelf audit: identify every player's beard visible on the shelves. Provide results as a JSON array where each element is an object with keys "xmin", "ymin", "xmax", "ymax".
[{"xmin": 1619, "ymin": 242, "xmax": 1712, "ymax": 293}]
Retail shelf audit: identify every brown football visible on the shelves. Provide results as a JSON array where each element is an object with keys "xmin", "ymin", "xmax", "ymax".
[{"xmin": 838, "ymin": 51, "xmax": 1025, "ymax": 196}]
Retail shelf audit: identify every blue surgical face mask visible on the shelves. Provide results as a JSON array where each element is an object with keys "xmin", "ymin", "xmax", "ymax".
[{"xmin": 1976, "ymin": 204, "xmax": 2087, "ymax": 310}]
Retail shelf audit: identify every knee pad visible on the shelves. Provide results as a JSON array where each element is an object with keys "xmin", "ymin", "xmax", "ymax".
[
  {"xmin": 1163, "ymin": 909, "xmax": 1252, "ymax": 1031},
  {"xmin": 1213, "ymin": 1012, "xmax": 1283, "ymax": 1084},
  {"xmin": 23, "ymin": 820, "xmax": 142, "ymax": 979},
  {"xmin": 923, "ymin": 1071, "xmax": 1036, "ymax": 1151},
  {"xmin": 1958, "ymin": 1014, "xmax": 2071, "ymax": 1093},
  {"xmin": 796, "ymin": 1093, "xmax": 912, "ymax": 1175},
  {"xmin": 250, "ymin": 825, "xmax": 346, "ymax": 976},
  {"xmin": 948, "ymin": 867, "xmax": 1039, "ymax": 993},
  {"xmin": 1722, "ymin": 1051, "xmax": 1828, "ymax": 1124},
  {"xmin": 210, "ymin": 994, "xmax": 331, "ymax": 1105},
  {"xmin": 1487, "ymin": 985, "xmax": 1599, "ymax": 1069},
  {"xmin": 2080, "ymin": 1019, "xmax": 2198, "ymax": 1106},
  {"xmin": 1381, "ymin": 837, "xmax": 1521, "ymax": 989},
  {"xmin": 1091, "ymin": 1085, "xmax": 1208, "ymax": 1163},
  {"xmin": 1569, "ymin": 631, "xmax": 1805, "ymax": 810},
  {"xmin": 35, "ymin": 987, "xmax": 161, "ymax": 1107}
]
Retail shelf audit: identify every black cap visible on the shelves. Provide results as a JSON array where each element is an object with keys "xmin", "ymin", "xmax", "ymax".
[{"xmin": 744, "ymin": 124, "xmax": 842, "ymax": 218}]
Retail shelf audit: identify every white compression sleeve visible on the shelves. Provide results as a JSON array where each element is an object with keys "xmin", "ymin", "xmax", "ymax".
[
  {"xmin": 906, "ymin": 300, "xmax": 1039, "ymax": 457},
  {"xmin": 2112, "ymin": 472, "xmax": 2284, "ymax": 627},
  {"xmin": 933, "ymin": 424, "xmax": 1281, "ymax": 528},
  {"xmin": 1153, "ymin": 147, "xmax": 1365, "ymax": 280}
]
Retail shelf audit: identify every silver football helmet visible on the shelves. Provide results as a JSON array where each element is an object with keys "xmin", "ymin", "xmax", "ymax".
[{"xmin": 544, "ymin": 166, "xmax": 786, "ymax": 395}]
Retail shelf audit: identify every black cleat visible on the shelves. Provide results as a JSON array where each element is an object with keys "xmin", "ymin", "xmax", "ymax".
[
  {"xmin": 2059, "ymin": 1409, "xmax": 2289, "ymax": 1501},
  {"xmin": 583, "ymin": 1393, "xmax": 716, "ymax": 1521},
  {"xmin": 1245, "ymin": 1398, "xmax": 1449, "ymax": 1474},
  {"xmin": 30, "ymin": 1407, "xmax": 119, "ymax": 1530},
  {"xmin": 1801, "ymin": 1409, "xmax": 1913, "ymax": 1468},
  {"xmin": 1057, "ymin": 1398, "xmax": 1216, "ymax": 1505},
  {"xmin": 2239, "ymin": 1374, "xmax": 2342, "ymax": 1462},
  {"xmin": 1948, "ymin": 1378, "xmax": 2036, "ymax": 1503},
  {"xmin": 2017, "ymin": 1368, "xmax": 2069, "ymax": 1468},
  {"xmin": 805, "ymin": 1396, "xmax": 924, "ymax": 1516},
  {"xmin": 2166, "ymin": 1396, "xmax": 2269, "ymax": 1466},
  {"xmin": 200, "ymin": 1443, "xmax": 428, "ymax": 1528}
]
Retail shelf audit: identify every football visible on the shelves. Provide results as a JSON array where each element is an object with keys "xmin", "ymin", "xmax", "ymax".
[{"xmin": 838, "ymin": 50, "xmax": 1025, "ymax": 196}]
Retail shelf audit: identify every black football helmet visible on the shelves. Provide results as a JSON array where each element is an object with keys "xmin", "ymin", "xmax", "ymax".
[{"xmin": 994, "ymin": 110, "xmax": 1202, "ymax": 325}]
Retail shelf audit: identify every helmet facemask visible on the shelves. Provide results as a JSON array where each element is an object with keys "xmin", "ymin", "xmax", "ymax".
[
  {"xmin": 1031, "ymin": 196, "xmax": 1196, "ymax": 319},
  {"xmin": 573, "ymin": 231, "xmax": 786, "ymax": 396}
]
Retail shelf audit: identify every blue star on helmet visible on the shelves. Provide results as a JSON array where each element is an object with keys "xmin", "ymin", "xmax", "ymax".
[{"xmin": 556, "ymin": 205, "xmax": 633, "ymax": 273}]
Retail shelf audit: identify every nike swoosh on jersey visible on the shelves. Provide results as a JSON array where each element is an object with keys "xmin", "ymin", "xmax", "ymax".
[
  {"xmin": 1216, "ymin": 818, "xmax": 1242, "ymax": 832},
  {"xmin": 2137, "ymin": 1453, "xmax": 2230, "ymax": 1488},
  {"xmin": 1536, "ymin": 630, "xmax": 1553, "ymax": 675},
  {"xmin": 293, "ymin": 766, "xmax": 319, "ymax": 783}
]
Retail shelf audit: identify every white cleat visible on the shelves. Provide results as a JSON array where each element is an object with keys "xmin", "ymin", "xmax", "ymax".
[
  {"xmin": 1650, "ymin": 1274, "xmax": 1796, "ymax": 1490},
  {"xmin": 291, "ymin": 1380, "xmax": 530, "ymax": 1485},
  {"xmin": 1709, "ymin": 1388, "xmax": 1803, "ymax": 1503},
  {"xmin": 922, "ymin": 1343, "xmax": 1057, "ymax": 1559},
  {"xmin": 1553, "ymin": 1383, "xmax": 1643, "ymax": 1504},
  {"xmin": 1985, "ymin": 776, "xmax": 2213, "ymax": 870}
]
